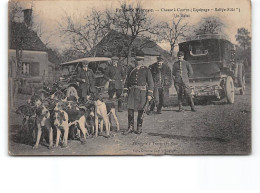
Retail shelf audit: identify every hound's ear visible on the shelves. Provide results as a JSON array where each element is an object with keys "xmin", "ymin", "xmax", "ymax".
[
  {"xmin": 62, "ymin": 97, "xmax": 67, "ymax": 102},
  {"xmin": 54, "ymin": 105, "xmax": 58, "ymax": 111}
]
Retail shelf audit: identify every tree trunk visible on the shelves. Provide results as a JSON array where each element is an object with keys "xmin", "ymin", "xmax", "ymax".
[
  {"xmin": 127, "ymin": 44, "xmax": 133, "ymax": 65},
  {"xmin": 92, "ymin": 48, "xmax": 97, "ymax": 57},
  {"xmin": 170, "ymin": 43, "xmax": 174, "ymax": 56}
]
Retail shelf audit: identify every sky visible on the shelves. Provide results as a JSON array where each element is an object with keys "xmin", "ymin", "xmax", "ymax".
[{"xmin": 17, "ymin": 0, "xmax": 251, "ymax": 52}]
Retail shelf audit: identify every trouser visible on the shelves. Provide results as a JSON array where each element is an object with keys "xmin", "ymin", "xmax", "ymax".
[
  {"xmin": 150, "ymin": 87, "xmax": 163, "ymax": 112},
  {"xmin": 128, "ymin": 109, "xmax": 144, "ymax": 128},
  {"xmin": 108, "ymin": 89, "xmax": 123, "ymax": 111},
  {"xmin": 174, "ymin": 83, "xmax": 195, "ymax": 109},
  {"xmin": 79, "ymin": 85, "xmax": 91, "ymax": 102},
  {"xmin": 108, "ymin": 89, "xmax": 122, "ymax": 99}
]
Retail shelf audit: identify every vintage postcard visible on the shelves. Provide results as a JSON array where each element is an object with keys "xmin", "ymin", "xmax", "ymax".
[{"xmin": 8, "ymin": 0, "xmax": 251, "ymax": 155}]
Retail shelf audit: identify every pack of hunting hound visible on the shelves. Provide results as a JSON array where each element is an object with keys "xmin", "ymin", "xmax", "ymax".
[{"xmin": 15, "ymin": 87, "xmax": 120, "ymax": 150}]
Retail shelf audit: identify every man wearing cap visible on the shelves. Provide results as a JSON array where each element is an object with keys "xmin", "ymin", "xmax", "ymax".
[
  {"xmin": 172, "ymin": 51, "xmax": 196, "ymax": 112},
  {"xmin": 104, "ymin": 56, "xmax": 126, "ymax": 112},
  {"xmin": 76, "ymin": 62, "xmax": 96, "ymax": 102},
  {"xmin": 123, "ymin": 53, "xmax": 154, "ymax": 134},
  {"xmin": 149, "ymin": 56, "xmax": 172, "ymax": 114}
]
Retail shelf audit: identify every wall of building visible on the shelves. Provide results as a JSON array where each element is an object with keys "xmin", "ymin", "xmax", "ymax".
[{"xmin": 8, "ymin": 49, "xmax": 53, "ymax": 79}]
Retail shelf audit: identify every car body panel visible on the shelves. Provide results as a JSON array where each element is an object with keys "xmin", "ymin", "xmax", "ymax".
[{"xmin": 178, "ymin": 34, "xmax": 238, "ymax": 99}]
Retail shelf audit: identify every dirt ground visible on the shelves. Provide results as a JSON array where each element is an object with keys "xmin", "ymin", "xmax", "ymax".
[{"xmin": 8, "ymin": 84, "xmax": 251, "ymax": 156}]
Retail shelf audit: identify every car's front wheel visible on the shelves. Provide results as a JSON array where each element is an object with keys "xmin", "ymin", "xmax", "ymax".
[{"xmin": 225, "ymin": 76, "xmax": 235, "ymax": 104}]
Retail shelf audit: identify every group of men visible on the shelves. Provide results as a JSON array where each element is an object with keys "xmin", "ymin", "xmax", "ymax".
[{"xmin": 76, "ymin": 51, "xmax": 196, "ymax": 135}]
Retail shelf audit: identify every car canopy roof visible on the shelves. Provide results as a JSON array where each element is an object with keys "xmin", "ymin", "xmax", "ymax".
[
  {"xmin": 61, "ymin": 57, "xmax": 111, "ymax": 66},
  {"xmin": 180, "ymin": 34, "xmax": 231, "ymax": 43}
]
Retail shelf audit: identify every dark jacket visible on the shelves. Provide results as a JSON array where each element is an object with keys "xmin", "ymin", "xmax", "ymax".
[
  {"xmin": 172, "ymin": 60, "xmax": 193, "ymax": 85},
  {"xmin": 76, "ymin": 69, "xmax": 96, "ymax": 96},
  {"xmin": 104, "ymin": 64, "xmax": 125, "ymax": 90},
  {"xmin": 124, "ymin": 65, "xmax": 154, "ymax": 111},
  {"xmin": 124, "ymin": 65, "xmax": 154, "ymax": 95},
  {"xmin": 149, "ymin": 62, "xmax": 172, "ymax": 88}
]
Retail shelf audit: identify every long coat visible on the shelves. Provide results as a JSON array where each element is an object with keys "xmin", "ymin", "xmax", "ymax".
[
  {"xmin": 104, "ymin": 64, "xmax": 125, "ymax": 90},
  {"xmin": 124, "ymin": 65, "xmax": 154, "ymax": 111},
  {"xmin": 149, "ymin": 62, "xmax": 172, "ymax": 106},
  {"xmin": 149, "ymin": 62, "xmax": 172, "ymax": 88},
  {"xmin": 172, "ymin": 60, "xmax": 193, "ymax": 85},
  {"xmin": 76, "ymin": 69, "xmax": 96, "ymax": 97}
]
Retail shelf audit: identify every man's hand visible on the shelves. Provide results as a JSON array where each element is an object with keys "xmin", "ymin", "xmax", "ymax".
[
  {"xmin": 147, "ymin": 95, "xmax": 152, "ymax": 102},
  {"xmin": 123, "ymin": 93, "xmax": 128, "ymax": 98},
  {"xmin": 82, "ymin": 79, "xmax": 86, "ymax": 83}
]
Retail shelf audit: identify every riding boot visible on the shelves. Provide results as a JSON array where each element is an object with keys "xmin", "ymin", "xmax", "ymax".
[
  {"xmin": 177, "ymin": 102, "xmax": 184, "ymax": 112},
  {"xmin": 118, "ymin": 99, "xmax": 123, "ymax": 112},
  {"xmin": 150, "ymin": 100, "xmax": 155, "ymax": 112},
  {"xmin": 135, "ymin": 110, "xmax": 144, "ymax": 134},
  {"xmin": 190, "ymin": 97, "xmax": 196, "ymax": 112},
  {"xmin": 157, "ymin": 102, "xmax": 162, "ymax": 114},
  {"xmin": 123, "ymin": 109, "xmax": 134, "ymax": 135}
]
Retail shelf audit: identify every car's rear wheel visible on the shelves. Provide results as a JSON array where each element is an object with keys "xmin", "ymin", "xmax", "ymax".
[
  {"xmin": 225, "ymin": 76, "xmax": 235, "ymax": 104},
  {"xmin": 66, "ymin": 86, "xmax": 79, "ymax": 99}
]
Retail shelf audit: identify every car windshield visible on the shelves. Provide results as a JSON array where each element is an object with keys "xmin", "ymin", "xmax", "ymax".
[
  {"xmin": 88, "ymin": 61, "xmax": 109, "ymax": 74},
  {"xmin": 180, "ymin": 39, "xmax": 220, "ymax": 62},
  {"xmin": 61, "ymin": 65, "xmax": 77, "ymax": 76},
  {"xmin": 61, "ymin": 60, "xmax": 109, "ymax": 76}
]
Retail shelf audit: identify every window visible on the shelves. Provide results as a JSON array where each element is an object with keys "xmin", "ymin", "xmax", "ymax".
[
  {"xmin": 21, "ymin": 62, "xmax": 40, "ymax": 76},
  {"xmin": 22, "ymin": 63, "xmax": 30, "ymax": 75},
  {"xmin": 189, "ymin": 44, "xmax": 208, "ymax": 56}
]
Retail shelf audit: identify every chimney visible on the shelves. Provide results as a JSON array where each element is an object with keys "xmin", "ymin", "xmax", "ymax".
[{"xmin": 23, "ymin": 9, "xmax": 32, "ymax": 27}]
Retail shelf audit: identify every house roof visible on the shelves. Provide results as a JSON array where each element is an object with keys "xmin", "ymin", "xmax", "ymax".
[
  {"xmin": 9, "ymin": 22, "xmax": 61, "ymax": 65},
  {"xmin": 94, "ymin": 30, "xmax": 170, "ymax": 59},
  {"xmin": 9, "ymin": 22, "xmax": 47, "ymax": 51}
]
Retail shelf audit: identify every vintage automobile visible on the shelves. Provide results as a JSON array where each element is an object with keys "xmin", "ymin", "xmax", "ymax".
[
  {"xmin": 178, "ymin": 34, "xmax": 246, "ymax": 103},
  {"xmin": 58, "ymin": 57, "xmax": 111, "ymax": 98}
]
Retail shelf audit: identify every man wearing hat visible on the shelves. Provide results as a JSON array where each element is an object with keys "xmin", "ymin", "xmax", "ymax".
[
  {"xmin": 149, "ymin": 56, "xmax": 172, "ymax": 114},
  {"xmin": 172, "ymin": 51, "xmax": 196, "ymax": 112},
  {"xmin": 123, "ymin": 53, "xmax": 154, "ymax": 134},
  {"xmin": 104, "ymin": 56, "xmax": 126, "ymax": 112},
  {"xmin": 76, "ymin": 61, "xmax": 96, "ymax": 102}
]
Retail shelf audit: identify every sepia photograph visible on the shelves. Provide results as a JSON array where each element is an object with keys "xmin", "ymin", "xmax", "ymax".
[{"xmin": 8, "ymin": 0, "xmax": 251, "ymax": 155}]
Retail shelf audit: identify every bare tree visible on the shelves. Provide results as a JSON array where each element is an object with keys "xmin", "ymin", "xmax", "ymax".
[
  {"xmin": 9, "ymin": 0, "xmax": 23, "ymax": 22},
  {"xmin": 194, "ymin": 16, "xmax": 225, "ymax": 35},
  {"xmin": 9, "ymin": 1, "xmax": 24, "ymax": 109},
  {"xmin": 60, "ymin": 9, "xmax": 113, "ymax": 57},
  {"xmin": 113, "ymin": 1, "xmax": 154, "ymax": 64},
  {"xmin": 154, "ymin": 17, "xmax": 189, "ymax": 56},
  {"xmin": 235, "ymin": 27, "xmax": 251, "ymax": 50}
]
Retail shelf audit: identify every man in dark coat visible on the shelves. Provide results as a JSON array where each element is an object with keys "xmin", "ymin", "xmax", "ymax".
[
  {"xmin": 104, "ymin": 56, "xmax": 126, "ymax": 112},
  {"xmin": 172, "ymin": 51, "xmax": 196, "ymax": 112},
  {"xmin": 123, "ymin": 53, "xmax": 154, "ymax": 134},
  {"xmin": 76, "ymin": 62, "xmax": 96, "ymax": 102},
  {"xmin": 149, "ymin": 56, "xmax": 172, "ymax": 114}
]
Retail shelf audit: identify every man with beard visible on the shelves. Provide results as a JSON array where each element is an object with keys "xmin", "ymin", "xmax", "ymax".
[{"xmin": 123, "ymin": 53, "xmax": 154, "ymax": 135}]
